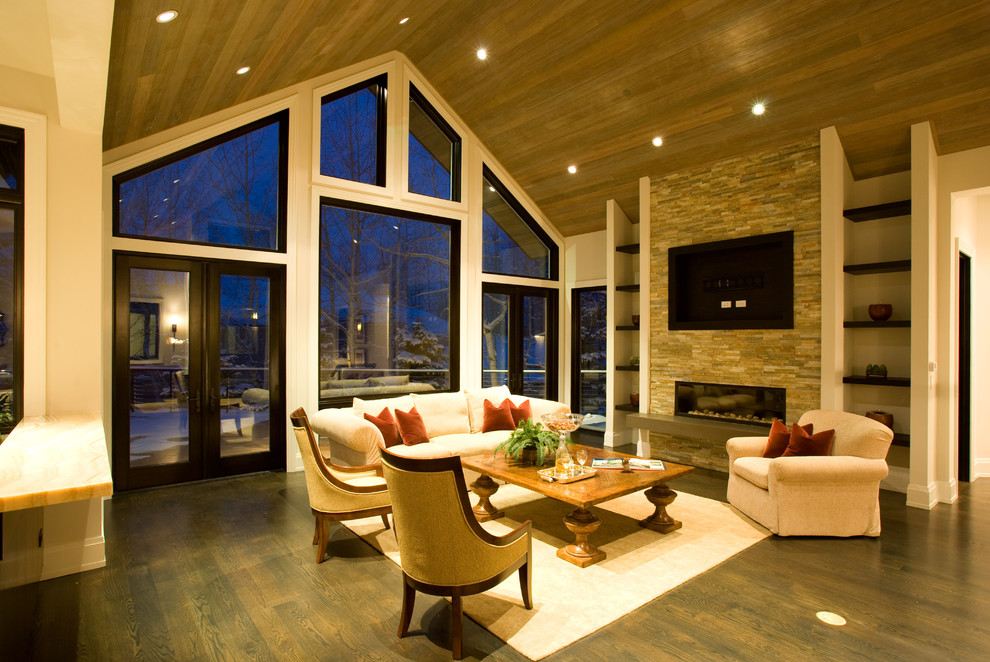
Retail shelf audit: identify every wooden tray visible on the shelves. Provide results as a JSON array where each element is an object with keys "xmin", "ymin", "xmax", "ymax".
[{"xmin": 537, "ymin": 466, "xmax": 597, "ymax": 484}]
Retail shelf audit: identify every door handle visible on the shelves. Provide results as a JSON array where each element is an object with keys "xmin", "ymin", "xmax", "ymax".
[
  {"xmin": 210, "ymin": 389, "xmax": 221, "ymax": 413},
  {"xmin": 188, "ymin": 390, "xmax": 201, "ymax": 414}
]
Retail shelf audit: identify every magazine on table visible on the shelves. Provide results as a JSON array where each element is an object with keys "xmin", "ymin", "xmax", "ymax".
[{"xmin": 591, "ymin": 457, "xmax": 666, "ymax": 471}]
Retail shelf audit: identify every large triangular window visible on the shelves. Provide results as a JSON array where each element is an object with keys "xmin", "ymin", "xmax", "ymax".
[
  {"xmin": 408, "ymin": 84, "xmax": 461, "ymax": 201},
  {"xmin": 481, "ymin": 166, "xmax": 557, "ymax": 280}
]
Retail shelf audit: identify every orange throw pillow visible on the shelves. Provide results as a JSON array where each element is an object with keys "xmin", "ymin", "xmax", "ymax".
[
  {"xmin": 782, "ymin": 423, "xmax": 835, "ymax": 457},
  {"xmin": 364, "ymin": 407, "xmax": 401, "ymax": 448},
  {"xmin": 509, "ymin": 399, "xmax": 533, "ymax": 426},
  {"xmin": 395, "ymin": 406, "xmax": 431, "ymax": 445},
  {"xmin": 763, "ymin": 419, "xmax": 813, "ymax": 458},
  {"xmin": 483, "ymin": 399, "xmax": 516, "ymax": 432}
]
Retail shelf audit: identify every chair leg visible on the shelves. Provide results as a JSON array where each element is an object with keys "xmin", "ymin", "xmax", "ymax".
[
  {"xmin": 398, "ymin": 574, "xmax": 415, "ymax": 638},
  {"xmin": 381, "ymin": 513, "xmax": 391, "ymax": 530},
  {"xmin": 451, "ymin": 589, "xmax": 463, "ymax": 660},
  {"xmin": 519, "ymin": 561, "xmax": 532, "ymax": 610},
  {"xmin": 312, "ymin": 520, "xmax": 319, "ymax": 545},
  {"xmin": 315, "ymin": 516, "xmax": 330, "ymax": 564}
]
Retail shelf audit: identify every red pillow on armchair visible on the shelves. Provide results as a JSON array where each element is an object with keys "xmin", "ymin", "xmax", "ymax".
[
  {"xmin": 763, "ymin": 419, "xmax": 814, "ymax": 458},
  {"xmin": 782, "ymin": 423, "xmax": 835, "ymax": 457}
]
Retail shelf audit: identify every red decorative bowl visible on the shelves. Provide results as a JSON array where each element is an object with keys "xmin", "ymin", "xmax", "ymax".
[{"xmin": 868, "ymin": 304, "xmax": 892, "ymax": 321}]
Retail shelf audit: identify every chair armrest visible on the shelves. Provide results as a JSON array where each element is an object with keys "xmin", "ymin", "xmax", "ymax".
[
  {"xmin": 769, "ymin": 456, "xmax": 889, "ymax": 485},
  {"xmin": 726, "ymin": 436, "xmax": 768, "ymax": 463},
  {"xmin": 495, "ymin": 519, "xmax": 532, "ymax": 547}
]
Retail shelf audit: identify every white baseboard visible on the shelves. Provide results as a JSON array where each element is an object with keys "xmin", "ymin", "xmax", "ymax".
[
  {"xmin": 972, "ymin": 458, "xmax": 990, "ymax": 480},
  {"xmin": 906, "ymin": 481, "xmax": 939, "ymax": 510},
  {"xmin": 40, "ymin": 535, "xmax": 106, "ymax": 581}
]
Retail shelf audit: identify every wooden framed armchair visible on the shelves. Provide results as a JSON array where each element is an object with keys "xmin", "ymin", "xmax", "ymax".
[
  {"xmin": 727, "ymin": 410, "xmax": 893, "ymax": 537},
  {"xmin": 381, "ymin": 448, "xmax": 533, "ymax": 660},
  {"xmin": 290, "ymin": 407, "xmax": 392, "ymax": 563}
]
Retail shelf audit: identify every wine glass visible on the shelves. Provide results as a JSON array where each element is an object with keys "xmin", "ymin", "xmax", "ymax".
[{"xmin": 576, "ymin": 448, "xmax": 589, "ymax": 473}]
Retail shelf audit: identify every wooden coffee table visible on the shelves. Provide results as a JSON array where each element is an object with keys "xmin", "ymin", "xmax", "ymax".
[{"xmin": 460, "ymin": 445, "xmax": 694, "ymax": 568}]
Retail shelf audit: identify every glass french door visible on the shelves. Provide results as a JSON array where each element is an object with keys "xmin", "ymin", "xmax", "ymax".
[
  {"xmin": 571, "ymin": 287, "xmax": 607, "ymax": 428},
  {"xmin": 481, "ymin": 283, "xmax": 557, "ymax": 399},
  {"xmin": 113, "ymin": 254, "xmax": 285, "ymax": 490}
]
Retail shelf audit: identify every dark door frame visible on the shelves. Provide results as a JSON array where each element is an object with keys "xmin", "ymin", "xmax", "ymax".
[
  {"xmin": 570, "ymin": 286, "xmax": 607, "ymax": 416},
  {"xmin": 481, "ymin": 282, "xmax": 559, "ymax": 400},
  {"xmin": 958, "ymin": 251, "xmax": 971, "ymax": 483},
  {"xmin": 112, "ymin": 252, "xmax": 286, "ymax": 491}
]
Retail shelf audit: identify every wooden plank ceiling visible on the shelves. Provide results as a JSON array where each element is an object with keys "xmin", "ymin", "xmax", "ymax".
[{"xmin": 104, "ymin": 0, "xmax": 990, "ymax": 236}]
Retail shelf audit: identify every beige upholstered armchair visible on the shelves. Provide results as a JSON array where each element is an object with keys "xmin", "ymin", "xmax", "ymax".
[
  {"xmin": 381, "ymin": 449, "xmax": 533, "ymax": 660},
  {"xmin": 290, "ymin": 407, "xmax": 392, "ymax": 563},
  {"xmin": 726, "ymin": 410, "xmax": 893, "ymax": 537}
]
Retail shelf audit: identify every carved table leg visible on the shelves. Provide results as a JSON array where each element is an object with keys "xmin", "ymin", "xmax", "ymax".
[
  {"xmin": 557, "ymin": 507, "xmax": 606, "ymax": 567},
  {"xmin": 468, "ymin": 474, "xmax": 504, "ymax": 521},
  {"xmin": 639, "ymin": 483, "xmax": 682, "ymax": 533}
]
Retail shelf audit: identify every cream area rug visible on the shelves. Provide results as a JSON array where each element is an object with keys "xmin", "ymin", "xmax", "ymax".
[{"xmin": 344, "ymin": 482, "xmax": 769, "ymax": 660}]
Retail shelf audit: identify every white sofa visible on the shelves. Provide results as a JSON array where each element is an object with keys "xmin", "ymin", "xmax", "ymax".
[
  {"xmin": 726, "ymin": 410, "xmax": 893, "ymax": 537},
  {"xmin": 309, "ymin": 385, "xmax": 570, "ymax": 466}
]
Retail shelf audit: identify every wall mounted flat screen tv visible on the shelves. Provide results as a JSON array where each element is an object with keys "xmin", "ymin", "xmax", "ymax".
[{"xmin": 668, "ymin": 230, "xmax": 793, "ymax": 330}]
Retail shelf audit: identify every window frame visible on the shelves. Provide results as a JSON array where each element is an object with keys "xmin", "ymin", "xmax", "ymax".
[
  {"xmin": 317, "ymin": 196, "xmax": 461, "ymax": 409},
  {"xmin": 481, "ymin": 164, "xmax": 559, "ymax": 280},
  {"xmin": 112, "ymin": 110, "xmax": 289, "ymax": 253},
  {"xmin": 319, "ymin": 74, "xmax": 388, "ymax": 188},
  {"xmin": 0, "ymin": 123, "xmax": 24, "ymax": 427},
  {"xmin": 407, "ymin": 83, "xmax": 462, "ymax": 203}
]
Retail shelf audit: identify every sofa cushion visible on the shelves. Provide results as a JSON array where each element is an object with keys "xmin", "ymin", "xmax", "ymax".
[
  {"xmin": 763, "ymin": 419, "xmax": 813, "ymax": 458},
  {"xmin": 395, "ymin": 406, "xmax": 431, "ymax": 445},
  {"xmin": 431, "ymin": 431, "xmax": 512, "ymax": 457},
  {"xmin": 733, "ymin": 456, "xmax": 772, "ymax": 490},
  {"xmin": 385, "ymin": 442, "xmax": 453, "ymax": 460},
  {"xmin": 782, "ymin": 424, "xmax": 835, "ymax": 457},
  {"xmin": 411, "ymin": 391, "xmax": 471, "ymax": 437},
  {"xmin": 483, "ymin": 398, "xmax": 516, "ymax": 432},
  {"xmin": 353, "ymin": 394, "xmax": 414, "ymax": 419},
  {"xmin": 364, "ymin": 407, "xmax": 401, "ymax": 448},
  {"xmin": 465, "ymin": 385, "xmax": 512, "ymax": 433}
]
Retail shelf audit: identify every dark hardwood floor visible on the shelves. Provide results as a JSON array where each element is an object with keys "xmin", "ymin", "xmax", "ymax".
[{"xmin": 2, "ymin": 451, "xmax": 988, "ymax": 660}]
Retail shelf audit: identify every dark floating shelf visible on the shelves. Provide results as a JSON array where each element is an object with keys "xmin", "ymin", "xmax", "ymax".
[
  {"xmin": 615, "ymin": 284, "xmax": 640, "ymax": 293},
  {"xmin": 844, "ymin": 320, "xmax": 911, "ymax": 328},
  {"xmin": 843, "ymin": 259, "xmax": 911, "ymax": 275},
  {"xmin": 615, "ymin": 404, "xmax": 639, "ymax": 412},
  {"xmin": 843, "ymin": 375, "xmax": 910, "ymax": 387},
  {"xmin": 843, "ymin": 199, "xmax": 911, "ymax": 222},
  {"xmin": 892, "ymin": 433, "xmax": 910, "ymax": 447},
  {"xmin": 616, "ymin": 364, "xmax": 640, "ymax": 371},
  {"xmin": 616, "ymin": 325, "xmax": 640, "ymax": 331},
  {"xmin": 616, "ymin": 243, "xmax": 640, "ymax": 254}
]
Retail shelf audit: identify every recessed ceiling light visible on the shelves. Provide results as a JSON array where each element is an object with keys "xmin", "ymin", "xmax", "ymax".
[
  {"xmin": 567, "ymin": 165, "xmax": 577, "ymax": 174},
  {"xmin": 399, "ymin": 17, "xmax": 409, "ymax": 24},
  {"xmin": 652, "ymin": 136, "xmax": 663, "ymax": 147},
  {"xmin": 752, "ymin": 102, "xmax": 766, "ymax": 116},
  {"xmin": 816, "ymin": 611, "xmax": 847, "ymax": 626},
  {"xmin": 156, "ymin": 10, "xmax": 178, "ymax": 23},
  {"xmin": 236, "ymin": 66, "xmax": 251, "ymax": 75},
  {"xmin": 477, "ymin": 48, "xmax": 488, "ymax": 60},
  {"xmin": 488, "ymin": 185, "xmax": 495, "ymax": 192}
]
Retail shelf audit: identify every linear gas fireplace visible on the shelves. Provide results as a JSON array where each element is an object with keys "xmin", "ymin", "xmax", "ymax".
[{"xmin": 674, "ymin": 381, "xmax": 784, "ymax": 427}]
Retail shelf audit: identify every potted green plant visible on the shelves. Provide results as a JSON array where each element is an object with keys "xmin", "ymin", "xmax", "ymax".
[{"xmin": 494, "ymin": 418, "xmax": 562, "ymax": 466}]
